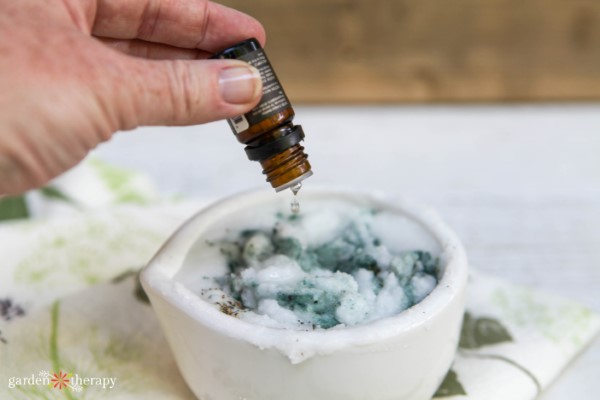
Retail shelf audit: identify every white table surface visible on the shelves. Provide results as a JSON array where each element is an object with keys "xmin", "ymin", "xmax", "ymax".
[{"xmin": 93, "ymin": 104, "xmax": 600, "ymax": 399}]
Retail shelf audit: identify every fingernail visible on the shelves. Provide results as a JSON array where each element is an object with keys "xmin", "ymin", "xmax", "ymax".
[{"xmin": 218, "ymin": 66, "xmax": 261, "ymax": 104}]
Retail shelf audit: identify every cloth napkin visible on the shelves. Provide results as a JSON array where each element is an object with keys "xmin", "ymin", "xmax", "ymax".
[{"xmin": 1, "ymin": 159, "xmax": 598, "ymax": 400}]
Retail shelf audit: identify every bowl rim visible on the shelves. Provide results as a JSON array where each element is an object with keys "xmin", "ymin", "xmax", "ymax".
[{"xmin": 141, "ymin": 187, "xmax": 468, "ymax": 361}]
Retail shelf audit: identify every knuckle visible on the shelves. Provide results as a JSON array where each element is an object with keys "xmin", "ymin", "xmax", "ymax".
[
  {"xmin": 137, "ymin": 0, "xmax": 162, "ymax": 40},
  {"xmin": 164, "ymin": 60, "xmax": 197, "ymax": 123}
]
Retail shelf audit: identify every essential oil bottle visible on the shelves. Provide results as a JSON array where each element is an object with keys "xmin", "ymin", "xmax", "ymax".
[{"xmin": 212, "ymin": 38, "xmax": 313, "ymax": 192}]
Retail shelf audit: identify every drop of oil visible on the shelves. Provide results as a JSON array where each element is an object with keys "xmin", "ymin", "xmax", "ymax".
[
  {"xmin": 291, "ymin": 182, "xmax": 302, "ymax": 196},
  {"xmin": 290, "ymin": 182, "xmax": 302, "ymax": 214},
  {"xmin": 291, "ymin": 198, "xmax": 300, "ymax": 214}
]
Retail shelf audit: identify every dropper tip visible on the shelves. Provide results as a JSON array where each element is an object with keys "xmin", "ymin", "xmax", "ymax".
[{"xmin": 273, "ymin": 170, "xmax": 313, "ymax": 193}]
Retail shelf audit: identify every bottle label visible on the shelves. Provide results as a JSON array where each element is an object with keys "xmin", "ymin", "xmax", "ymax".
[
  {"xmin": 230, "ymin": 114, "xmax": 250, "ymax": 133},
  {"xmin": 227, "ymin": 48, "xmax": 291, "ymax": 134}
]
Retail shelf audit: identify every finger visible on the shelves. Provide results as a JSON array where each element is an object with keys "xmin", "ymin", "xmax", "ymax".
[
  {"xmin": 104, "ymin": 56, "xmax": 263, "ymax": 129},
  {"xmin": 99, "ymin": 37, "xmax": 212, "ymax": 60},
  {"xmin": 93, "ymin": 0, "xmax": 266, "ymax": 52}
]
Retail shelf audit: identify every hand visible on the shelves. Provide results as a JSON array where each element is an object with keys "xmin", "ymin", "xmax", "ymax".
[{"xmin": 0, "ymin": 0, "xmax": 265, "ymax": 195}]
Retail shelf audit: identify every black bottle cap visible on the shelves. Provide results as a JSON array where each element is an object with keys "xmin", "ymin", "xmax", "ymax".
[
  {"xmin": 244, "ymin": 125, "xmax": 305, "ymax": 161},
  {"xmin": 210, "ymin": 38, "xmax": 262, "ymax": 59}
]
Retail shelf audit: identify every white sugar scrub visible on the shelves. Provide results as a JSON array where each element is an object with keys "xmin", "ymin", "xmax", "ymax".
[{"xmin": 175, "ymin": 198, "xmax": 442, "ymax": 330}]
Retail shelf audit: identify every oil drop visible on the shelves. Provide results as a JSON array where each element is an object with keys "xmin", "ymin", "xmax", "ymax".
[{"xmin": 290, "ymin": 182, "xmax": 302, "ymax": 214}]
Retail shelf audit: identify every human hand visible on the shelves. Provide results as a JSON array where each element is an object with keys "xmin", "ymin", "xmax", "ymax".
[{"xmin": 0, "ymin": 0, "xmax": 265, "ymax": 195}]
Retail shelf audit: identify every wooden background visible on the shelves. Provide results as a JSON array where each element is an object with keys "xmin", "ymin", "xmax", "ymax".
[{"xmin": 219, "ymin": 0, "xmax": 600, "ymax": 103}]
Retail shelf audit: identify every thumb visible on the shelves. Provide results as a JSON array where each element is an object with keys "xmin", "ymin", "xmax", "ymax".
[{"xmin": 111, "ymin": 57, "xmax": 263, "ymax": 128}]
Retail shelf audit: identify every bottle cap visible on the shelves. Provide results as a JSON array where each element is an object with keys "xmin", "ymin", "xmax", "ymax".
[{"xmin": 244, "ymin": 125, "xmax": 305, "ymax": 161}]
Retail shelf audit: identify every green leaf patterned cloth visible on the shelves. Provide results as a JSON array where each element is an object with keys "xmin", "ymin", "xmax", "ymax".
[
  {"xmin": 433, "ymin": 273, "xmax": 599, "ymax": 399},
  {"xmin": 0, "ymin": 159, "xmax": 598, "ymax": 399}
]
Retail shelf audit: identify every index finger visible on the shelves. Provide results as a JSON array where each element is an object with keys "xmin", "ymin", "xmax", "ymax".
[{"xmin": 92, "ymin": 0, "xmax": 266, "ymax": 52}]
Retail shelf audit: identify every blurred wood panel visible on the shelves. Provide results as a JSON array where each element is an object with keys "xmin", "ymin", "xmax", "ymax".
[{"xmin": 219, "ymin": 0, "xmax": 600, "ymax": 102}]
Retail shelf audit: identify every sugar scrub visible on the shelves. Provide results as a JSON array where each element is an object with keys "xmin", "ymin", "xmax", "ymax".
[{"xmin": 178, "ymin": 199, "xmax": 441, "ymax": 330}]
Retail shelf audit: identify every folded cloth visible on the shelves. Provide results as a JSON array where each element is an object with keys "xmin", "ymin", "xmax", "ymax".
[
  {"xmin": 433, "ymin": 273, "xmax": 599, "ymax": 399},
  {"xmin": 0, "ymin": 159, "xmax": 598, "ymax": 399}
]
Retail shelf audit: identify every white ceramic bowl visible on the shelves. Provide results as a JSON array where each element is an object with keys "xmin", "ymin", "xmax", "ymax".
[{"xmin": 141, "ymin": 188, "xmax": 468, "ymax": 400}]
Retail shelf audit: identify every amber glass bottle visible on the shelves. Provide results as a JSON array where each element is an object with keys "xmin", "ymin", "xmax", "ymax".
[{"xmin": 212, "ymin": 38, "xmax": 312, "ymax": 192}]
